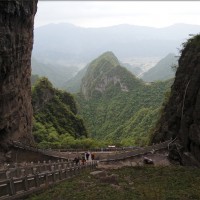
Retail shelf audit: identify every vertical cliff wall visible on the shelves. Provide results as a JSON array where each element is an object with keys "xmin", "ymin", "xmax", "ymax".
[
  {"xmin": 152, "ymin": 35, "xmax": 200, "ymax": 163},
  {"xmin": 0, "ymin": 0, "xmax": 38, "ymax": 148}
]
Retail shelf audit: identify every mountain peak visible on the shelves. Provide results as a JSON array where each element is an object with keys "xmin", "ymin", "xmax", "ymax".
[
  {"xmin": 90, "ymin": 51, "xmax": 120, "ymax": 67},
  {"xmin": 98, "ymin": 51, "xmax": 117, "ymax": 58},
  {"xmin": 84, "ymin": 51, "xmax": 120, "ymax": 79},
  {"xmin": 80, "ymin": 52, "xmax": 141, "ymax": 99}
]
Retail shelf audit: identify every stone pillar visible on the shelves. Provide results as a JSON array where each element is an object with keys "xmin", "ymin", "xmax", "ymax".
[{"xmin": 0, "ymin": 0, "xmax": 38, "ymax": 147}]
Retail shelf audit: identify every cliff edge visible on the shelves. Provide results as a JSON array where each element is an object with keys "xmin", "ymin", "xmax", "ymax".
[
  {"xmin": 0, "ymin": 0, "xmax": 38, "ymax": 150},
  {"xmin": 152, "ymin": 34, "xmax": 200, "ymax": 164}
]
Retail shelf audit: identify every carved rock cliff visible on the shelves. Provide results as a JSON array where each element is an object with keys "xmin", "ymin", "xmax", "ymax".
[
  {"xmin": 0, "ymin": 0, "xmax": 38, "ymax": 149},
  {"xmin": 152, "ymin": 35, "xmax": 200, "ymax": 164}
]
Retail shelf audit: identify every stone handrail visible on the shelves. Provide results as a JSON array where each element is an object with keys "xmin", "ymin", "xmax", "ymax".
[
  {"xmin": 11, "ymin": 140, "xmax": 171, "ymax": 163},
  {"xmin": 52, "ymin": 146, "xmax": 139, "ymax": 152},
  {"xmin": 100, "ymin": 140, "xmax": 171, "ymax": 162},
  {"xmin": 0, "ymin": 161, "xmax": 97, "ymax": 200},
  {"xmin": 0, "ymin": 160, "xmax": 73, "ymax": 181}
]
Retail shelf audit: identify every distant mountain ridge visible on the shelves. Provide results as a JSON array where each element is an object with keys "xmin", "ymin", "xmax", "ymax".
[
  {"xmin": 141, "ymin": 53, "xmax": 178, "ymax": 82},
  {"xmin": 33, "ymin": 23, "xmax": 200, "ymax": 67},
  {"xmin": 31, "ymin": 57, "xmax": 78, "ymax": 88}
]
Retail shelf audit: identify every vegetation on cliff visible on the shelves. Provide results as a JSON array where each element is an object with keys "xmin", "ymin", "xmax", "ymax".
[{"xmin": 32, "ymin": 77, "xmax": 89, "ymax": 148}]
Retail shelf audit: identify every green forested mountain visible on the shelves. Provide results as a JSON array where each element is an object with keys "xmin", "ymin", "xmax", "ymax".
[
  {"xmin": 63, "ymin": 51, "xmax": 122, "ymax": 94},
  {"xmin": 31, "ymin": 52, "xmax": 173, "ymax": 147},
  {"xmin": 32, "ymin": 77, "xmax": 88, "ymax": 148},
  {"xmin": 76, "ymin": 52, "xmax": 173, "ymax": 146},
  {"xmin": 141, "ymin": 53, "xmax": 178, "ymax": 82},
  {"xmin": 62, "ymin": 55, "xmax": 143, "ymax": 94},
  {"xmin": 80, "ymin": 51, "xmax": 134, "ymax": 99}
]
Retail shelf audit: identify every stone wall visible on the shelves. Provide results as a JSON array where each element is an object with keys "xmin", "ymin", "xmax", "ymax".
[{"xmin": 0, "ymin": 0, "xmax": 38, "ymax": 149}]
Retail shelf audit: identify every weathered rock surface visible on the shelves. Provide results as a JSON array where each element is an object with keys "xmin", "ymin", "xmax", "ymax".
[
  {"xmin": 0, "ymin": 0, "xmax": 38, "ymax": 149},
  {"xmin": 152, "ymin": 35, "xmax": 200, "ymax": 164}
]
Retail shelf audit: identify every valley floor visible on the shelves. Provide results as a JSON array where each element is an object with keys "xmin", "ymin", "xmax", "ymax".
[{"xmin": 27, "ymin": 165, "xmax": 200, "ymax": 200}]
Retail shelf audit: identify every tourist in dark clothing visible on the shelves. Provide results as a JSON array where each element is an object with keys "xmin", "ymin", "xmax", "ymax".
[
  {"xmin": 81, "ymin": 156, "xmax": 86, "ymax": 165},
  {"xmin": 91, "ymin": 153, "xmax": 95, "ymax": 160},
  {"xmin": 86, "ymin": 152, "xmax": 90, "ymax": 160},
  {"xmin": 73, "ymin": 157, "xmax": 80, "ymax": 165}
]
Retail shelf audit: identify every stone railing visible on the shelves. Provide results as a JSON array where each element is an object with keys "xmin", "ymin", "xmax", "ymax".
[
  {"xmin": 0, "ymin": 161, "xmax": 97, "ymax": 200},
  {"xmin": 53, "ymin": 146, "xmax": 139, "ymax": 152},
  {"xmin": 0, "ymin": 160, "xmax": 72, "ymax": 181},
  {"xmin": 100, "ymin": 140, "xmax": 171, "ymax": 162}
]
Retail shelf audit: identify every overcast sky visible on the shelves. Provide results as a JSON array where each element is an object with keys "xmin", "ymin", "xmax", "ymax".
[{"xmin": 35, "ymin": 1, "xmax": 200, "ymax": 28}]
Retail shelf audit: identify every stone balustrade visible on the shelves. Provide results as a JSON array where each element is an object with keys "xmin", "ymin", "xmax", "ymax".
[{"xmin": 0, "ymin": 160, "xmax": 97, "ymax": 200}]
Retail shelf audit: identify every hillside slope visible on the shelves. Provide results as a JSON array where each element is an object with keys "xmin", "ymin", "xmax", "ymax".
[
  {"xmin": 142, "ymin": 53, "xmax": 178, "ymax": 82},
  {"xmin": 76, "ymin": 52, "xmax": 172, "ymax": 145},
  {"xmin": 32, "ymin": 77, "xmax": 87, "ymax": 147}
]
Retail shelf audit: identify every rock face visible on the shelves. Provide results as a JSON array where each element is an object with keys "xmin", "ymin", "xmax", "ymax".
[
  {"xmin": 152, "ymin": 35, "xmax": 200, "ymax": 163},
  {"xmin": 93, "ymin": 71, "xmax": 129, "ymax": 94},
  {"xmin": 0, "ymin": 1, "xmax": 38, "ymax": 148}
]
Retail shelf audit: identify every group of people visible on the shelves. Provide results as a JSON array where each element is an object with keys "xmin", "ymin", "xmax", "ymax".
[{"xmin": 73, "ymin": 151, "xmax": 95, "ymax": 165}]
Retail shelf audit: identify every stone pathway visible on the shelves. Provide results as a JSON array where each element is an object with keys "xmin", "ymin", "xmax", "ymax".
[{"xmin": 97, "ymin": 150, "xmax": 170, "ymax": 169}]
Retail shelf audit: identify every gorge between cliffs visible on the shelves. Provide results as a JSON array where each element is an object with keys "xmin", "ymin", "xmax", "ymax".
[{"xmin": 0, "ymin": 0, "xmax": 200, "ymax": 168}]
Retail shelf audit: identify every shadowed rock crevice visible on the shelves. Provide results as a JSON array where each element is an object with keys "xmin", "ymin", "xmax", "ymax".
[{"xmin": 0, "ymin": 0, "xmax": 38, "ymax": 150}]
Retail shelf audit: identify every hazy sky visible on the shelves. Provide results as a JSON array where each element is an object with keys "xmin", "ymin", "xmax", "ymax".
[{"xmin": 35, "ymin": 1, "xmax": 200, "ymax": 28}]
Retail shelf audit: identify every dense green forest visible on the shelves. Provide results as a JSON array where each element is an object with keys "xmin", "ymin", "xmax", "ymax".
[
  {"xmin": 31, "ymin": 52, "xmax": 173, "ymax": 148},
  {"xmin": 76, "ymin": 52, "xmax": 173, "ymax": 146},
  {"xmin": 31, "ymin": 77, "xmax": 93, "ymax": 148}
]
